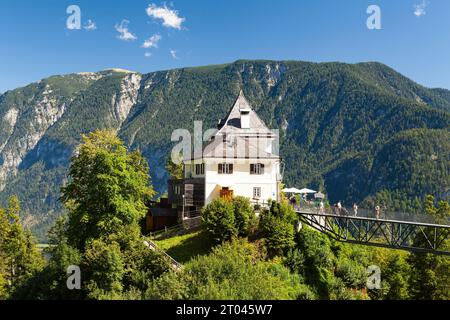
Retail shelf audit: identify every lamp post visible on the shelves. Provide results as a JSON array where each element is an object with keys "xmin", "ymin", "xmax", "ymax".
[{"xmin": 182, "ymin": 194, "xmax": 185, "ymax": 220}]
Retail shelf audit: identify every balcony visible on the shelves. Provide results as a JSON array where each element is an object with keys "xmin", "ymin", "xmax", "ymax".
[{"xmin": 168, "ymin": 178, "xmax": 205, "ymax": 208}]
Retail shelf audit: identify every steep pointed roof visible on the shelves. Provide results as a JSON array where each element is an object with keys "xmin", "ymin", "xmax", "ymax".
[
  {"xmin": 217, "ymin": 91, "xmax": 273, "ymax": 136},
  {"xmin": 201, "ymin": 135, "xmax": 279, "ymax": 159},
  {"xmin": 185, "ymin": 91, "xmax": 279, "ymax": 160}
]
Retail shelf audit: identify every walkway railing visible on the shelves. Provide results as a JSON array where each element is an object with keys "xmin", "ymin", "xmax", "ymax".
[
  {"xmin": 144, "ymin": 240, "xmax": 183, "ymax": 271},
  {"xmin": 149, "ymin": 224, "xmax": 184, "ymax": 239},
  {"xmin": 296, "ymin": 207, "xmax": 450, "ymax": 256},
  {"xmin": 294, "ymin": 204, "xmax": 450, "ymax": 226},
  {"xmin": 183, "ymin": 210, "xmax": 202, "ymax": 219}
]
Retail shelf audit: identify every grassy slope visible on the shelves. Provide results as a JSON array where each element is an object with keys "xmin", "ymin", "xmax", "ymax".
[{"xmin": 154, "ymin": 230, "xmax": 214, "ymax": 264}]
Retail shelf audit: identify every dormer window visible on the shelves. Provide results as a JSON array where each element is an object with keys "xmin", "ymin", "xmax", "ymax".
[
  {"xmin": 250, "ymin": 163, "xmax": 265, "ymax": 175},
  {"xmin": 240, "ymin": 108, "xmax": 251, "ymax": 129}
]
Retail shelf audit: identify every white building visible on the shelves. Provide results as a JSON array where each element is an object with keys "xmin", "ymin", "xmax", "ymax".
[{"xmin": 169, "ymin": 91, "xmax": 282, "ymax": 215}]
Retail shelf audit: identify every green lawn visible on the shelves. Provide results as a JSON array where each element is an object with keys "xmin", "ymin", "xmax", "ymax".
[{"xmin": 154, "ymin": 230, "xmax": 214, "ymax": 264}]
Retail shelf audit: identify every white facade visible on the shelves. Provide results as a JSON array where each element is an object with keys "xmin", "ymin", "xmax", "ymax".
[{"xmin": 185, "ymin": 158, "xmax": 281, "ymax": 206}]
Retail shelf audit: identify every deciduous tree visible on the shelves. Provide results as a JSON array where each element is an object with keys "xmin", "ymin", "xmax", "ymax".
[
  {"xmin": 202, "ymin": 198, "xmax": 237, "ymax": 242},
  {"xmin": 61, "ymin": 129, "xmax": 155, "ymax": 250}
]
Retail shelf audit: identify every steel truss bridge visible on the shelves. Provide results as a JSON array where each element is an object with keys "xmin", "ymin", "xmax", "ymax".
[{"xmin": 297, "ymin": 210, "xmax": 450, "ymax": 256}]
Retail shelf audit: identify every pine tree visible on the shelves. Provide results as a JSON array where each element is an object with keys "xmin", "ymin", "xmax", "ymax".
[{"xmin": 408, "ymin": 196, "xmax": 450, "ymax": 299}]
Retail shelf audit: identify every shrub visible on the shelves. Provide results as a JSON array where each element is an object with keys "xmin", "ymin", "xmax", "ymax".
[
  {"xmin": 335, "ymin": 257, "xmax": 367, "ymax": 289},
  {"xmin": 268, "ymin": 201, "xmax": 297, "ymax": 224},
  {"xmin": 294, "ymin": 227, "xmax": 336, "ymax": 299},
  {"xmin": 232, "ymin": 196, "xmax": 256, "ymax": 236},
  {"xmin": 148, "ymin": 239, "xmax": 313, "ymax": 300},
  {"xmin": 202, "ymin": 198, "xmax": 237, "ymax": 242},
  {"xmin": 284, "ymin": 248, "xmax": 306, "ymax": 275},
  {"xmin": 83, "ymin": 240, "xmax": 125, "ymax": 299},
  {"xmin": 259, "ymin": 201, "xmax": 297, "ymax": 256}
]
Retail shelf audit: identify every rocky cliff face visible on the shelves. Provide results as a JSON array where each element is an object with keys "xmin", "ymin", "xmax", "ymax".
[
  {"xmin": 0, "ymin": 85, "xmax": 67, "ymax": 190},
  {"xmin": 0, "ymin": 70, "xmax": 145, "ymax": 237},
  {"xmin": 113, "ymin": 73, "xmax": 142, "ymax": 126},
  {"xmin": 0, "ymin": 61, "xmax": 448, "ymax": 240}
]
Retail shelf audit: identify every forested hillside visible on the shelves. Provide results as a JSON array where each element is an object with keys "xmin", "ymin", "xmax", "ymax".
[{"xmin": 0, "ymin": 60, "xmax": 449, "ymax": 240}]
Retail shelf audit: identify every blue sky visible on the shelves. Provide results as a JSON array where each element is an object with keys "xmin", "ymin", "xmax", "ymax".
[{"xmin": 1, "ymin": 0, "xmax": 450, "ymax": 92}]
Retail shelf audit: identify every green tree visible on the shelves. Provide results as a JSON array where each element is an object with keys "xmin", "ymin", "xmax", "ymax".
[
  {"xmin": 11, "ymin": 216, "xmax": 83, "ymax": 300},
  {"xmin": 335, "ymin": 257, "xmax": 367, "ymax": 289},
  {"xmin": 121, "ymin": 240, "xmax": 171, "ymax": 297},
  {"xmin": 408, "ymin": 196, "xmax": 450, "ymax": 300},
  {"xmin": 0, "ymin": 206, "xmax": 9, "ymax": 298},
  {"xmin": 294, "ymin": 227, "xmax": 335, "ymax": 299},
  {"xmin": 0, "ymin": 196, "xmax": 44, "ymax": 299},
  {"xmin": 58, "ymin": 130, "xmax": 169, "ymax": 299},
  {"xmin": 83, "ymin": 240, "xmax": 125, "ymax": 300},
  {"xmin": 408, "ymin": 252, "xmax": 450, "ymax": 300},
  {"xmin": 13, "ymin": 241, "xmax": 83, "ymax": 300},
  {"xmin": 259, "ymin": 201, "xmax": 297, "ymax": 256},
  {"xmin": 15, "ymin": 131, "xmax": 169, "ymax": 300},
  {"xmin": 202, "ymin": 198, "xmax": 237, "ymax": 242},
  {"xmin": 232, "ymin": 196, "xmax": 256, "ymax": 236},
  {"xmin": 61, "ymin": 129, "xmax": 155, "ymax": 250},
  {"xmin": 382, "ymin": 253, "xmax": 410, "ymax": 300},
  {"xmin": 165, "ymin": 152, "xmax": 184, "ymax": 180}
]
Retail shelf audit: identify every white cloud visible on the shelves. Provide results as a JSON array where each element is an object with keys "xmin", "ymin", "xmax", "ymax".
[
  {"xmin": 115, "ymin": 20, "xmax": 137, "ymax": 41},
  {"xmin": 170, "ymin": 49, "xmax": 179, "ymax": 60},
  {"xmin": 83, "ymin": 19, "xmax": 97, "ymax": 31},
  {"xmin": 146, "ymin": 4, "xmax": 185, "ymax": 30},
  {"xmin": 144, "ymin": 52, "xmax": 152, "ymax": 58},
  {"xmin": 142, "ymin": 34, "xmax": 162, "ymax": 49},
  {"xmin": 414, "ymin": 0, "xmax": 428, "ymax": 17}
]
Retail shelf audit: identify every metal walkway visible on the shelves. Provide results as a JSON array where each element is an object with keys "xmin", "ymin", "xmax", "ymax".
[{"xmin": 296, "ymin": 209, "xmax": 450, "ymax": 256}]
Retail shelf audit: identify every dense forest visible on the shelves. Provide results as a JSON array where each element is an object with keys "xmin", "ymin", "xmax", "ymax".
[
  {"xmin": 1, "ymin": 131, "xmax": 448, "ymax": 300},
  {"xmin": 0, "ymin": 60, "xmax": 449, "ymax": 240}
]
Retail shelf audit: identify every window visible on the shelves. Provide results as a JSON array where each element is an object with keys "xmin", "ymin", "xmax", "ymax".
[
  {"xmin": 250, "ymin": 163, "xmax": 265, "ymax": 175},
  {"xmin": 184, "ymin": 164, "xmax": 192, "ymax": 178},
  {"xmin": 218, "ymin": 163, "xmax": 233, "ymax": 174},
  {"xmin": 253, "ymin": 187, "xmax": 261, "ymax": 199},
  {"xmin": 195, "ymin": 163, "xmax": 205, "ymax": 175}
]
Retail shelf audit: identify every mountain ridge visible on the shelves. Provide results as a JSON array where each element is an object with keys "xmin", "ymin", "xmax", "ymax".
[
  {"xmin": 0, "ymin": 60, "xmax": 448, "ymax": 240},
  {"xmin": 5, "ymin": 60, "xmax": 449, "ymax": 98}
]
